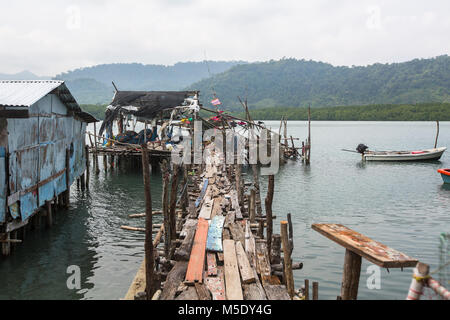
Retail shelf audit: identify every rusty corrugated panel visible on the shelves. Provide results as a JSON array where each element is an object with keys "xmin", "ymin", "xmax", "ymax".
[{"xmin": 0, "ymin": 147, "xmax": 6, "ymax": 223}]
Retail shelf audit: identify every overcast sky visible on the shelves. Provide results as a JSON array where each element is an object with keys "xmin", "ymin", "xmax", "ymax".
[{"xmin": 1, "ymin": 0, "xmax": 449, "ymax": 76}]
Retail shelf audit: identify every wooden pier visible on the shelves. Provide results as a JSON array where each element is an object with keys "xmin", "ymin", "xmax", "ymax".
[{"xmin": 124, "ymin": 143, "xmax": 303, "ymax": 300}]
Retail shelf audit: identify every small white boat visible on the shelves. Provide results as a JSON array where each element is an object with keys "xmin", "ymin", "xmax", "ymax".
[{"xmin": 362, "ymin": 147, "xmax": 446, "ymax": 161}]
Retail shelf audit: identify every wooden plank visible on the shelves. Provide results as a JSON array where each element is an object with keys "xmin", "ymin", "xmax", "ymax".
[
  {"xmin": 195, "ymin": 282, "xmax": 211, "ymax": 300},
  {"xmin": 160, "ymin": 261, "xmax": 188, "ymax": 300},
  {"xmin": 311, "ymin": 223, "xmax": 417, "ymax": 268},
  {"xmin": 205, "ymin": 266, "xmax": 226, "ymax": 300},
  {"xmin": 206, "ymin": 215, "xmax": 225, "ymax": 252},
  {"xmin": 206, "ymin": 252, "xmax": 218, "ymax": 276},
  {"xmin": 185, "ymin": 218, "xmax": 209, "ymax": 284},
  {"xmin": 217, "ymin": 252, "xmax": 224, "ymax": 263},
  {"xmin": 210, "ymin": 196, "xmax": 224, "ymax": 219},
  {"xmin": 263, "ymin": 284, "xmax": 291, "ymax": 300},
  {"xmin": 244, "ymin": 221, "xmax": 257, "ymax": 268},
  {"xmin": 255, "ymin": 241, "xmax": 271, "ymax": 277},
  {"xmin": 198, "ymin": 197, "xmax": 214, "ymax": 220},
  {"xmin": 174, "ymin": 220, "xmax": 197, "ymax": 261},
  {"xmin": 224, "ymin": 210, "xmax": 235, "ymax": 228},
  {"xmin": 223, "ymin": 240, "xmax": 244, "ymax": 300},
  {"xmin": 175, "ymin": 286, "xmax": 199, "ymax": 300},
  {"xmin": 195, "ymin": 179, "xmax": 209, "ymax": 207},
  {"xmin": 230, "ymin": 190, "xmax": 243, "ymax": 220},
  {"xmin": 229, "ymin": 222, "xmax": 245, "ymax": 247},
  {"xmin": 235, "ymin": 241, "xmax": 256, "ymax": 284},
  {"xmin": 243, "ymin": 269, "xmax": 267, "ymax": 300}
]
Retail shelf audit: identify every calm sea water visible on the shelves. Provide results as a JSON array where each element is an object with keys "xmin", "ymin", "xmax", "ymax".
[{"xmin": 1, "ymin": 121, "xmax": 449, "ymax": 300}]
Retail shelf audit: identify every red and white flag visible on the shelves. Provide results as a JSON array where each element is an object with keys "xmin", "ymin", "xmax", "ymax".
[{"xmin": 211, "ymin": 98, "xmax": 221, "ymax": 106}]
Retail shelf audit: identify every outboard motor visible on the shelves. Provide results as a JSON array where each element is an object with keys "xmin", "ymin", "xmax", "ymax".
[{"xmin": 356, "ymin": 144, "xmax": 369, "ymax": 154}]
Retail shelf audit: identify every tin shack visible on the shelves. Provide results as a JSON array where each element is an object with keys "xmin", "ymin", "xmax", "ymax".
[{"xmin": 0, "ymin": 80, "xmax": 97, "ymax": 256}]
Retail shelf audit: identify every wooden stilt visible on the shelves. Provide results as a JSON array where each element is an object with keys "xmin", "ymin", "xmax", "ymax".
[
  {"xmin": 169, "ymin": 164, "xmax": 179, "ymax": 251},
  {"xmin": 312, "ymin": 282, "xmax": 319, "ymax": 300},
  {"xmin": 249, "ymin": 189, "xmax": 256, "ymax": 223},
  {"xmin": 340, "ymin": 249, "xmax": 362, "ymax": 300},
  {"xmin": 304, "ymin": 279, "xmax": 309, "ymax": 300},
  {"xmin": 161, "ymin": 160, "xmax": 170, "ymax": 258},
  {"xmin": 281, "ymin": 221, "xmax": 294, "ymax": 299},
  {"xmin": 141, "ymin": 145, "xmax": 155, "ymax": 300},
  {"xmin": 65, "ymin": 148, "xmax": 70, "ymax": 208},
  {"xmin": 265, "ymin": 175, "xmax": 274, "ymax": 261},
  {"xmin": 45, "ymin": 200, "xmax": 53, "ymax": 227}
]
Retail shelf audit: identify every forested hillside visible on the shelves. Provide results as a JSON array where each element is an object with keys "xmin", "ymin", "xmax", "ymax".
[
  {"xmin": 55, "ymin": 61, "xmax": 245, "ymax": 104},
  {"xmin": 190, "ymin": 56, "xmax": 450, "ymax": 110}
]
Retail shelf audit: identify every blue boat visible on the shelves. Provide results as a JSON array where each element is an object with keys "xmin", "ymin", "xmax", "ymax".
[{"xmin": 438, "ymin": 169, "xmax": 450, "ymax": 184}]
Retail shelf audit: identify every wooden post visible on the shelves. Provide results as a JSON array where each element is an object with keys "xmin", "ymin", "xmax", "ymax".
[
  {"xmin": 1, "ymin": 232, "xmax": 11, "ymax": 256},
  {"xmin": 236, "ymin": 164, "xmax": 243, "ymax": 208},
  {"xmin": 434, "ymin": 120, "xmax": 440, "ymax": 148},
  {"xmin": 161, "ymin": 160, "xmax": 170, "ymax": 258},
  {"xmin": 304, "ymin": 279, "xmax": 309, "ymax": 300},
  {"xmin": 45, "ymin": 200, "xmax": 53, "ymax": 227},
  {"xmin": 306, "ymin": 105, "xmax": 311, "ymax": 164},
  {"xmin": 265, "ymin": 175, "xmax": 274, "ymax": 262},
  {"xmin": 169, "ymin": 164, "xmax": 179, "ymax": 245},
  {"xmin": 281, "ymin": 221, "xmax": 294, "ymax": 299},
  {"xmin": 103, "ymin": 154, "xmax": 107, "ymax": 173},
  {"xmin": 80, "ymin": 173, "xmax": 85, "ymax": 191},
  {"xmin": 251, "ymin": 164, "xmax": 262, "ymax": 216},
  {"xmin": 65, "ymin": 148, "xmax": 70, "ymax": 208},
  {"xmin": 340, "ymin": 249, "xmax": 362, "ymax": 300},
  {"xmin": 85, "ymin": 145, "xmax": 90, "ymax": 189},
  {"xmin": 312, "ymin": 282, "xmax": 319, "ymax": 300},
  {"xmin": 406, "ymin": 262, "xmax": 429, "ymax": 300},
  {"xmin": 141, "ymin": 145, "xmax": 155, "ymax": 300},
  {"xmin": 249, "ymin": 189, "xmax": 256, "ymax": 223},
  {"xmin": 271, "ymin": 234, "xmax": 281, "ymax": 265}
]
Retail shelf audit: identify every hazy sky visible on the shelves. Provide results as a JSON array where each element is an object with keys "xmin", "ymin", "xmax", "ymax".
[{"xmin": 1, "ymin": 0, "xmax": 449, "ymax": 75}]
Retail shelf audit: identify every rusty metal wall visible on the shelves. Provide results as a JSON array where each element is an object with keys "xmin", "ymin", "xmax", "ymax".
[{"xmin": 3, "ymin": 94, "xmax": 86, "ymax": 223}]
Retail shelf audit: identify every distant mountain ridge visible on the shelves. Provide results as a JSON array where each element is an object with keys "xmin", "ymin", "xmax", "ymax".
[
  {"xmin": 188, "ymin": 55, "xmax": 450, "ymax": 110},
  {"xmin": 54, "ymin": 61, "xmax": 246, "ymax": 104},
  {"xmin": 0, "ymin": 70, "xmax": 51, "ymax": 80}
]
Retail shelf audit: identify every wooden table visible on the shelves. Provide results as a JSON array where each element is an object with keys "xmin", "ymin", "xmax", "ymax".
[{"xmin": 312, "ymin": 223, "xmax": 418, "ymax": 300}]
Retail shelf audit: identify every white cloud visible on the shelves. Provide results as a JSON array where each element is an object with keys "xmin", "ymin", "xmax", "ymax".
[{"xmin": 0, "ymin": 0, "xmax": 449, "ymax": 75}]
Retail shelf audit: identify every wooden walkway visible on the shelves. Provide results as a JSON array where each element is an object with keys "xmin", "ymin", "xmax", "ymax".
[{"xmin": 125, "ymin": 144, "xmax": 292, "ymax": 300}]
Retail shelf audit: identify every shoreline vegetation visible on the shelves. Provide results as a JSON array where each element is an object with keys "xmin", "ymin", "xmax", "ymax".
[{"xmin": 82, "ymin": 102, "xmax": 450, "ymax": 122}]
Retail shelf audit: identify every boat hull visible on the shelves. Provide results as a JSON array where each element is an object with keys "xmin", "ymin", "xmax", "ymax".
[
  {"xmin": 364, "ymin": 147, "xmax": 446, "ymax": 162},
  {"xmin": 438, "ymin": 169, "xmax": 450, "ymax": 184}
]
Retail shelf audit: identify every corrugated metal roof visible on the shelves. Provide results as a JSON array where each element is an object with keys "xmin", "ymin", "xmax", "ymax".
[
  {"xmin": 0, "ymin": 80, "xmax": 98, "ymax": 122},
  {"xmin": 0, "ymin": 80, "xmax": 65, "ymax": 107}
]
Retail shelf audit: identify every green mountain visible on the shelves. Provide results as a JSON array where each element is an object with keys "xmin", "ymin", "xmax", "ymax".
[
  {"xmin": 54, "ymin": 61, "xmax": 245, "ymax": 104},
  {"xmin": 188, "ymin": 55, "xmax": 450, "ymax": 110},
  {"xmin": 0, "ymin": 70, "xmax": 51, "ymax": 80}
]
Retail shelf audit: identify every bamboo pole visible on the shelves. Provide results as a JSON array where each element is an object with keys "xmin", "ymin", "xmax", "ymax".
[
  {"xmin": 169, "ymin": 165, "xmax": 179, "ymax": 245},
  {"xmin": 249, "ymin": 189, "xmax": 256, "ymax": 223},
  {"xmin": 434, "ymin": 120, "xmax": 440, "ymax": 148},
  {"xmin": 141, "ymin": 145, "xmax": 155, "ymax": 300},
  {"xmin": 281, "ymin": 220, "xmax": 295, "ymax": 299},
  {"xmin": 161, "ymin": 160, "xmax": 170, "ymax": 258}
]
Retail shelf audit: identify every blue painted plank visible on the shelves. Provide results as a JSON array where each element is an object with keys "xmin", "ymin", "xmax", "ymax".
[
  {"xmin": 206, "ymin": 215, "xmax": 225, "ymax": 252},
  {"xmin": 195, "ymin": 179, "xmax": 209, "ymax": 208}
]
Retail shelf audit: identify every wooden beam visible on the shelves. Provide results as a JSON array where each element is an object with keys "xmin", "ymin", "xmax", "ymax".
[
  {"xmin": 235, "ymin": 241, "xmax": 256, "ymax": 284},
  {"xmin": 185, "ymin": 218, "xmax": 209, "ymax": 284}
]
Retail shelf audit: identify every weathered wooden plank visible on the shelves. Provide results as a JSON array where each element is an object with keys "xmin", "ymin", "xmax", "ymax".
[
  {"xmin": 206, "ymin": 252, "xmax": 218, "ymax": 276},
  {"xmin": 195, "ymin": 179, "xmax": 209, "ymax": 208},
  {"xmin": 229, "ymin": 222, "xmax": 245, "ymax": 247},
  {"xmin": 223, "ymin": 240, "xmax": 244, "ymax": 300},
  {"xmin": 174, "ymin": 220, "xmax": 197, "ymax": 261},
  {"xmin": 180, "ymin": 218, "xmax": 197, "ymax": 238},
  {"xmin": 243, "ymin": 269, "xmax": 267, "ymax": 300},
  {"xmin": 210, "ymin": 196, "xmax": 224, "ymax": 219},
  {"xmin": 235, "ymin": 241, "xmax": 256, "ymax": 284},
  {"xmin": 160, "ymin": 261, "xmax": 188, "ymax": 300},
  {"xmin": 175, "ymin": 286, "xmax": 199, "ymax": 300},
  {"xmin": 198, "ymin": 196, "xmax": 214, "ymax": 220},
  {"xmin": 205, "ymin": 267, "xmax": 226, "ymax": 300},
  {"xmin": 263, "ymin": 284, "xmax": 291, "ymax": 300},
  {"xmin": 230, "ymin": 190, "xmax": 243, "ymax": 220},
  {"xmin": 224, "ymin": 210, "xmax": 235, "ymax": 228},
  {"xmin": 185, "ymin": 218, "xmax": 209, "ymax": 284},
  {"xmin": 244, "ymin": 221, "xmax": 257, "ymax": 268},
  {"xmin": 311, "ymin": 223, "xmax": 418, "ymax": 268},
  {"xmin": 206, "ymin": 215, "xmax": 225, "ymax": 252},
  {"xmin": 255, "ymin": 241, "xmax": 271, "ymax": 277},
  {"xmin": 195, "ymin": 282, "xmax": 211, "ymax": 300}
]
